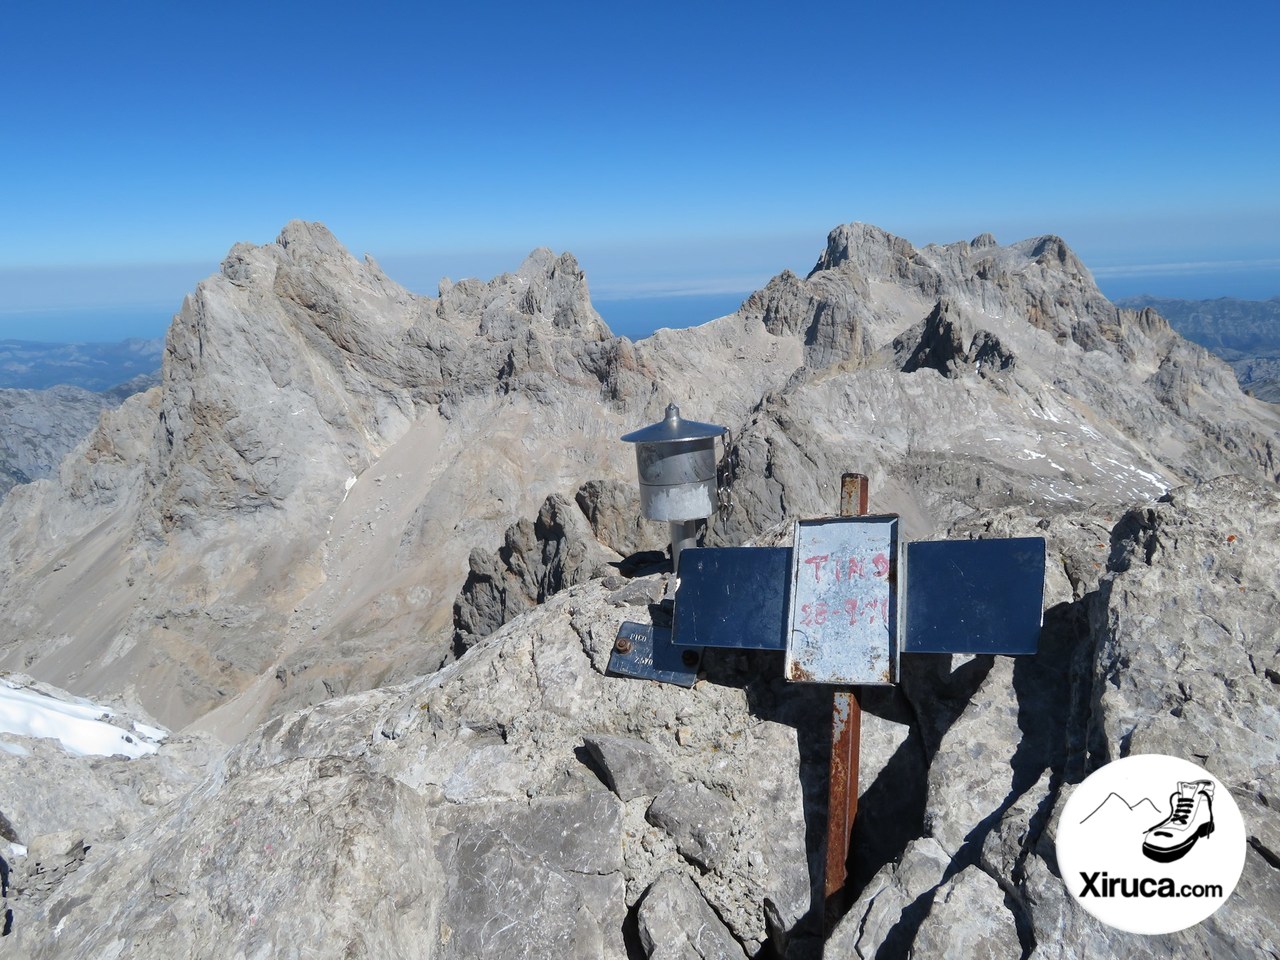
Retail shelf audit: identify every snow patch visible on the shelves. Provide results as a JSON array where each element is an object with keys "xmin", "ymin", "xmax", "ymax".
[
  {"xmin": 0, "ymin": 679, "xmax": 165, "ymax": 759},
  {"xmin": 133, "ymin": 721, "xmax": 167, "ymax": 741}
]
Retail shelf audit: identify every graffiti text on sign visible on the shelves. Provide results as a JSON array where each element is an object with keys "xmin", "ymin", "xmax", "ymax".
[
  {"xmin": 798, "ymin": 597, "xmax": 890, "ymax": 627},
  {"xmin": 801, "ymin": 552, "xmax": 890, "ymax": 584}
]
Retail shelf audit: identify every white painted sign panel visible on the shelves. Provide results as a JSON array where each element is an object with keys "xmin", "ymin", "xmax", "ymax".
[{"xmin": 784, "ymin": 515, "xmax": 899, "ymax": 684}]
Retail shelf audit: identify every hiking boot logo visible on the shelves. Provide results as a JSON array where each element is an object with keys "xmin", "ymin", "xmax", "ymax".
[
  {"xmin": 1056, "ymin": 755, "xmax": 1245, "ymax": 936},
  {"xmin": 1142, "ymin": 779, "xmax": 1215, "ymax": 863}
]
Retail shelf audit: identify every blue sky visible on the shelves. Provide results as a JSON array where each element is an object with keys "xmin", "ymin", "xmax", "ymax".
[{"xmin": 2, "ymin": 0, "xmax": 1277, "ymax": 341}]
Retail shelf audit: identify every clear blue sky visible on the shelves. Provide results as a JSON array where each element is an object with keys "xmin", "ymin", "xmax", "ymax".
[{"xmin": 2, "ymin": 0, "xmax": 1278, "ymax": 341}]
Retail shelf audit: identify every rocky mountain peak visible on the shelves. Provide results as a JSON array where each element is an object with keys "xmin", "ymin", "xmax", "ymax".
[
  {"xmin": 809, "ymin": 221, "xmax": 925, "ymax": 285},
  {"xmin": 468, "ymin": 247, "xmax": 609, "ymax": 342},
  {"xmin": 275, "ymin": 218, "xmax": 346, "ymax": 257},
  {"xmin": 1021, "ymin": 233, "xmax": 1089, "ymax": 276}
]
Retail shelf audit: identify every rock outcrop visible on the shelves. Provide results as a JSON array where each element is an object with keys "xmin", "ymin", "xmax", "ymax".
[
  {"xmin": 890, "ymin": 296, "xmax": 1015, "ymax": 378},
  {"xmin": 0, "ymin": 677, "xmax": 219, "ymax": 941},
  {"xmin": 827, "ymin": 475, "xmax": 1280, "ymax": 959},
  {"xmin": 8, "ymin": 575, "xmax": 824, "ymax": 958},
  {"xmin": 453, "ymin": 491, "xmax": 621, "ymax": 648}
]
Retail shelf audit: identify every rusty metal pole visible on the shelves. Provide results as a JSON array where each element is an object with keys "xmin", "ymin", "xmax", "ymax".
[{"xmin": 824, "ymin": 473, "xmax": 868, "ymax": 925}]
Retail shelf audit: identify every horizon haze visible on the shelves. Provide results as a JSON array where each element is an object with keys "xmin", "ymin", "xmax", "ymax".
[{"xmin": 2, "ymin": 1, "xmax": 1277, "ymax": 342}]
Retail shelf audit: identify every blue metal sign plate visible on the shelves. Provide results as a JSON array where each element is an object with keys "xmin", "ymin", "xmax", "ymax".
[
  {"xmin": 785, "ymin": 516, "xmax": 899, "ymax": 685},
  {"xmin": 671, "ymin": 547, "xmax": 790, "ymax": 650},
  {"xmin": 607, "ymin": 621, "xmax": 702, "ymax": 687},
  {"xmin": 902, "ymin": 537, "xmax": 1045, "ymax": 654}
]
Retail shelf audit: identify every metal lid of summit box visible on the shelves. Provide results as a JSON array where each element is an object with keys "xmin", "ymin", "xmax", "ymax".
[{"xmin": 621, "ymin": 403, "xmax": 726, "ymax": 445}]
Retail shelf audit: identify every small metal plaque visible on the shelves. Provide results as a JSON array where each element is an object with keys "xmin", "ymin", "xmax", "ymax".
[
  {"xmin": 607, "ymin": 621, "xmax": 702, "ymax": 687},
  {"xmin": 672, "ymin": 547, "xmax": 790, "ymax": 650},
  {"xmin": 903, "ymin": 537, "xmax": 1045, "ymax": 655},
  {"xmin": 785, "ymin": 516, "xmax": 899, "ymax": 685}
]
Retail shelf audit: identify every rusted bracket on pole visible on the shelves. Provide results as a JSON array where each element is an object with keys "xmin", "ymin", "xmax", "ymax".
[{"xmin": 824, "ymin": 473, "xmax": 867, "ymax": 924}]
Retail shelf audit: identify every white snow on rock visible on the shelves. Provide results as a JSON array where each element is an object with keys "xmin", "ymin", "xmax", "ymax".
[{"xmin": 0, "ymin": 678, "xmax": 166, "ymax": 758}]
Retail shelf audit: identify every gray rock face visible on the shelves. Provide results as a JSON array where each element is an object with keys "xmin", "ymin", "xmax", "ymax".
[
  {"xmin": 0, "ymin": 733, "xmax": 213, "ymax": 852},
  {"xmin": 909, "ymin": 866, "xmax": 1022, "ymax": 960},
  {"xmin": 0, "ymin": 377, "xmax": 157, "ymax": 499},
  {"xmin": 575, "ymin": 477, "xmax": 668, "ymax": 557},
  {"xmin": 0, "ymin": 678, "xmax": 220, "ymax": 941},
  {"xmin": 10, "ymin": 577, "xmax": 819, "ymax": 958},
  {"xmin": 434, "ymin": 789, "xmax": 627, "ymax": 959},
  {"xmin": 5, "ymin": 473, "xmax": 1279, "ymax": 958},
  {"xmin": 584, "ymin": 734, "xmax": 674, "ymax": 801},
  {"xmin": 829, "ymin": 474, "xmax": 1280, "ymax": 959},
  {"xmin": 827, "ymin": 837, "xmax": 952, "ymax": 958},
  {"xmin": 647, "ymin": 781, "xmax": 737, "ymax": 871},
  {"xmin": 8, "ymin": 833, "xmax": 87, "ymax": 904},
  {"xmin": 891, "ymin": 297, "xmax": 1015, "ymax": 378}
]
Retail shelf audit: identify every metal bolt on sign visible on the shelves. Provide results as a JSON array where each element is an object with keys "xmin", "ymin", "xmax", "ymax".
[{"xmin": 608, "ymin": 408, "xmax": 1047, "ymax": 934}]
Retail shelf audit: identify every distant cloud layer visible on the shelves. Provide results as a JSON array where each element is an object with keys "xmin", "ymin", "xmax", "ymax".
[
  {"xmin": 1092, "ymin": 258, "xmax": 1280, "ymax": 277},
  {"xmin": 0, "ymin": 261, "xmax": 212, "ymax": 313}
]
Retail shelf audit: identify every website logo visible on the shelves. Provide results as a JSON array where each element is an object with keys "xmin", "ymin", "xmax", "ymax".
[{"xmin": 1055, "ymin": 754, "xmax": 1245, "ymax": 934}]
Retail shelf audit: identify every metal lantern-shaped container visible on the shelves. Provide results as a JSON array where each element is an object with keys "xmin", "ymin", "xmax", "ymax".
[{"xmin": 621, "ymin": 403, "xmax": 727, "ymax": 570}]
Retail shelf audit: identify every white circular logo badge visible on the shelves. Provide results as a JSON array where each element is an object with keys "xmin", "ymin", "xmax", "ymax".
[{"xmin": 1056, "ymin": 754, "xmax": 1246, "ymax": 935}]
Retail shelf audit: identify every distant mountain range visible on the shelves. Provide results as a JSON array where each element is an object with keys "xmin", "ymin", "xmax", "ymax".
[
  {"xmin": 1117, "ymin": 295, "xmax": 1280, "ymax": 401},
  {"xmin": 6, "ymin": 299, "xmax": 1278, "ymax": 400},
  {"xmin": 0, "ymin": 337, "xmax": 164, "ymax": 391}
]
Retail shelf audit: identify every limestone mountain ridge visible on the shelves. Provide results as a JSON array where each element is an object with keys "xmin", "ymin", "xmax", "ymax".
[
  {"xmin": 1, "ymin": 219, "xmax": 1278, "ymax": 958},
  {"xmin": 0, "ymin": 219, "xmax": 1275, "ymax": 737}
]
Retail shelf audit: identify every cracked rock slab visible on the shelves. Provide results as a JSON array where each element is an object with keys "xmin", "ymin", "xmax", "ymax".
[
  {"xmin": 647, "ymin": 781, "xmax": 736, "ymax": 872},
  {"xmin": 584, "ymin": 734, "xmax": 675, "ymax": 801},
  {"xmin": 638, "ymin": 870, "xmax": 749, "ymax": 960},
  {"xmin": 909, "ymin": 865, "xmax": 1021, "ymax": 959}
]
